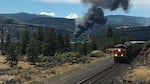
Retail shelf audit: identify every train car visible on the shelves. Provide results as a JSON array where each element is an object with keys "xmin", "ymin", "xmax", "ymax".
[{"xmin": 127, "ymin": 42, "xmax": 141, "ymax": 59}]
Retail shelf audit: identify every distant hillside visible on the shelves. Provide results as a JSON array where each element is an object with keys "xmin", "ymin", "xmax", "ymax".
[
  {"xmin": 0, "ymin": 12, "xmax": 37, "ymax": 22},
  {"xmin": 0, "ymin": 13, "xmax": 75, "ymax": 32},
  {"xmin": 0, "ymin": 15, "xmax": 17, "ymax": 24},
  {"xmin": 26, "ymin": 16, "xmax": 75, "ymax": 32},
  {"xmin": 1, "ymin": 13, "xmax": 150, "ymax": 40},
  {"xmin": 114, "ymin": 26, "xmax": 150, "ymax": 41},
  {"xmin": 107, "ymin": 15, "xmax": 150, "ymax": 26},
  {"xmin": 1, "ymin": 13, "xmax": 150, "ymax": 29}
]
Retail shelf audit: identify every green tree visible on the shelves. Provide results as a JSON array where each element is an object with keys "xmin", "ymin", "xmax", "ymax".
[
  {"xmin": 27, "ymin": 34, "xmax": 38, "ymax": 65},
  {"xmin": 19, "ymin": 28, "xmax": 30, "ymax": 55},
  {"xmin": 76, "ymin": 42, "xmax": 89, "ymax": 55},
  {"xmin": 1, "ymin": 26, "xmax": 4, "ymax": 55},
  {"xmin": 63, "ymin": 34, "xmax": 70, "ymax": 51},
  {"xmin": 4, "ymin": 34, "xmax": 10, "ymax": 54},
  {"xmin": 55, "ymin": 32, "xmax": 65, "ymax": 53},
  {"xmin": 106, "ymin": 26, "xmax": 113, "ymax": 38},
  {"xmin": 89, "ymin": 40, "xmax": 98, "ymax": 51},
  {"xmin": 37, "ymin": 27, "xmax": 44, "ymax": 54},
  {"xmin": 42, "ymin": 29, "xmax": 56, "ymax": 56},
  {"xmin": 6, "ymin": 43, "xmax": 18, "ymax": 67}
]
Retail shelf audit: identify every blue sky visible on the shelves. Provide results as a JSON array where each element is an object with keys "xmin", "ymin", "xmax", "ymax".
[{"xmin": 0, "ymin": 0, "xmax": 150, "ymax": 18}]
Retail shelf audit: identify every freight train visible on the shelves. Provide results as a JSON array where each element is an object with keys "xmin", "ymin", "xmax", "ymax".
[{"xmin": 113, "ymin": 41, "xmax": 144, "ymax": 63}]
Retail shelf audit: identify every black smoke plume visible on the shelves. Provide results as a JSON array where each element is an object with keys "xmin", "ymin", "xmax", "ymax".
[
  {"xmin": 75, "ymin": 6, "xmax": 106, "ymax": 38},
  {"xmin": 75, "ymin": 0, "xmax": 130, "ymax": 38}
]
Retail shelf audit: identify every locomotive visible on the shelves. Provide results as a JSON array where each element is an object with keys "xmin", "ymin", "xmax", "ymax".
[{"xmin": 114, "ymin": 41, "xmax": 142, "ymax": 63}]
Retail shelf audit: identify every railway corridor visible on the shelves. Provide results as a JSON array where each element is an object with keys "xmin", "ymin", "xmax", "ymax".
[
  {"xmin": 77, "ymin": 63, "xmax": 129, "ymax": 84},
  {"xmin": 76, "ymin": 48, "xmax": 146, "ymax": 84}
]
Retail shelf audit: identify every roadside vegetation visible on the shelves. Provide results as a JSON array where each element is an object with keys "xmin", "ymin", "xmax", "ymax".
[
  {"xmin": 0, "ymin": 26, "xmax": 130, "ymax": 83},
  {"xmin": 2, "ymin": 26, "xmax": 129, "ymax": 67}
]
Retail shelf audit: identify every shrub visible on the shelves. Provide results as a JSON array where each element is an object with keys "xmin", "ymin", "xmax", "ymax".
[
  {"xmin": 38, "ymin": 56, "xmax": 49, "ymax": 62},
  {"xmin": 88, "ymin": 50, "xmax": 106, "ymax": 57},
  {"xmin": 144, "ymin": 41, "xmax": 150, "ymax": 49}
]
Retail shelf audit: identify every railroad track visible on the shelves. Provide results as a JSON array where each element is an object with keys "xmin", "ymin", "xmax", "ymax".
[{"xmin": 76, "ymin": 63, "xmax": 121, "ymax": 84}]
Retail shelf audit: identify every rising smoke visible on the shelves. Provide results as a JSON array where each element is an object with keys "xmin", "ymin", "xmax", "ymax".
[{"xmin": 74, "ymin": 0, "xmax": 130, "ymax": 38}]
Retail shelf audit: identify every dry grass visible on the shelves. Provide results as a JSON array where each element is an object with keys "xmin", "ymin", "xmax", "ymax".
[
  {"xmin": 147, "ymin": 48, "xmax": 150, "ymax": 60},
  {"xmin": 53, "ymin": 63, "xmax": 80, "ymax": 74},
  {"xmin": 124, "ymin": 66, "xmax": 150, "ymax": 83},
  {"xmin": 0, "ymin": 56, "xmax": 9, "ymax": 69},
  {"xmin": 0, "ymin": 50, "xmax": 110, "ymax": 84},
  {"xmin": 18, "ymin": 61, "xmax": 31, "ymax": 69},
  {"xmin": 0, "ymin": 75, "xmax": 15, "ymax": 80},
  {"xmin": 46, "ymin": 54, "xmax": 110, "ymax": 83},
  {"xmin": 88, "ymin": 50, "xmax": 106, "ymax": 57}
]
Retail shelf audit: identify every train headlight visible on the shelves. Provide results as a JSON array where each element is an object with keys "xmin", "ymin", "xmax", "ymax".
[
  {"xmin": 121, "ymin": 54, "xmax": 124, "ymax": 57},
  {"xmin": 118, "ymin": 49, "xmax": 121, "ymax": 52},
  {"xmin": 115, "ymin": 54, "xmax": 118, "ymax": 57}
]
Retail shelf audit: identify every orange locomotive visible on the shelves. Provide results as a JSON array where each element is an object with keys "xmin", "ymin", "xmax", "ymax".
[
  {"xmin": 114, "ymin": 42, "xmax": 141, "ymax": 63},
  {"xmin": 114, "ymin": 44, "xmax": 128, "ymax": 62}
]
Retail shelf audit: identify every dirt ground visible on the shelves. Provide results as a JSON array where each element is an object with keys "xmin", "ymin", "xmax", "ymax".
[
  {"xmin": 0, "ymin": 50, "xmax": 108, "ymax": 84},
  {"xmin": 124, "ymin": 66, "xmax": 150, "ymax": 83},
  {"xmin": 0, "ymin": 56, "xmax": 79, "ymax": 83},
  {"xmin": 123, "ymin": 48, "xmax": 150, "ymax": 84}
]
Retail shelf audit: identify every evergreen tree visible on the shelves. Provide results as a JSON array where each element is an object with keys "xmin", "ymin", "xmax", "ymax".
[
  {"xmin": 77, "ymin": 42, "xmax": 89, "ymax": 55},
  {"xmin": 89, "ymin": 40, "xmax": 98, "ymax": 51},
  {"xmin": 37, "ymin": 28, "xmax": 44, "ymax": 54},
  {"xmin": 1, "ymin": 26, "xmax": 4, "ymax": 55},
  {"xmin": 6, "ymin": 43, "xmax": 18, "ymax": 67},
  {"xmin": 55, "ymin": 32, "xmax": 65, "ymax": 53},
  {"xmin": 63, "ymin": 34, "xmax": 70, "ymax": 51},
  {"xmin": 27, "ymin": 33, "xmax": 38, "ymax": 65},
  {"xmin": 4, "ymin": 34, "xmax": 10, "ymax": 54},
  {"xmin": 42, "ymin": 29, "xmax": 56, "ymax": 56},
  {"xmin": 106, "ymin": 26, "xmax": 113, "ymax": 38},
  {"xmin": 19, "ymin": 28, "xmax": 30, "ymax": 55}
]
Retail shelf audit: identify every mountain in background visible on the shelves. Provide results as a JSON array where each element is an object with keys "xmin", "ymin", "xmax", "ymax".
[
  {"xmin": 0, "ymin": 12, "xmax": 37, "ymax": 22},
  {"xmin": 106, "ymin": 15, "xmax": 150, "ymax": 26},
  {"xmin": 0, "ymin": 12, "xmax": 75, "ymax": 32},
  {"xmin": 1, "ymin": 12, "xmax": 150, "ymax": 40},
  {"xmin": 1, "ymin": 13, "xmax": 150, "ymax": 29}
]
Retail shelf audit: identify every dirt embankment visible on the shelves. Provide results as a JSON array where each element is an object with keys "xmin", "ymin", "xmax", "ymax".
[{"xmin": 123, "ymin": 48, "xmax": 150, "ymax": 84}]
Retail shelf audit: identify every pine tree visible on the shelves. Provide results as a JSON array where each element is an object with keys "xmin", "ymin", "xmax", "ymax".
[
  {"xmin": 27, "ymin": 33, "xmax": 38, "ymax": 65},
  {"xmin": 6, "ymin": 43, "xmax": 18, "ymax": 67},
  {"xmin": 77, "ymin": 42, "xmax": 88, "ymax": 55},
  {"xmin": 55, "ymin": 32, "xmax": 65, "ymax": 53},
  {"xmin": 106, "ymin": 26, "xmax": 113, "ymax": 38},
  {"xmin": 4, "ymin": 34, "xmax": 10, "ymax": 54},
  {"xmin": 89, "ymin": 40, "xmax": 98, "ymax": 51},
  {"xmin": 1, "ymin": 26, "xmax": 4, "ymax": 55},
  {"xmin": 37, "ymin": 27, "xmax": 44, "ymax": 54},
  {"xmin": 63, "ymin": 34, "xmax": 70, "ymax": 51},
  {"xmin": 42, "ymin": 28, "xmax": 56, "ymax": 56},
  {"xmin": 19, "ymin": 28, "xmax": 30, "ymax": 55}
]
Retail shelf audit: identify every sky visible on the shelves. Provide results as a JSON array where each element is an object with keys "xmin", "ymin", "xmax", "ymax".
[{"xmin": 0, "ymin": 0, "xmax": 150, "ymax": 18}]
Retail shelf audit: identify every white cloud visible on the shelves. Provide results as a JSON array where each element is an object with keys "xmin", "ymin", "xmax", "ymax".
[
  {"xmin": 132, "ymin": 0, "xmax": 150, "ymax": 6},
  {"xmin": 37, "ymin": 0, "xmax": 80, "ymax": 4},
  {"xmin": 65, "ymin": 13, "xmax": 78, "ymax": 19},
  {"xmin": 40, "ymin": 12, "xmax": 55, "ymax": 17}
]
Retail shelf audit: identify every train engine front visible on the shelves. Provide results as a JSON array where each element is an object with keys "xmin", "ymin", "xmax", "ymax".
[{"xmin": 114, "ymin": 44, "xmax": 128, "ymax": 62}]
